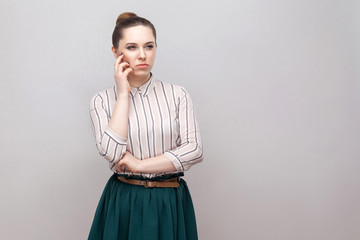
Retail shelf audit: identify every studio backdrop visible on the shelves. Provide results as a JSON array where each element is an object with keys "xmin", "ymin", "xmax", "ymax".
[{"xmin": 0, "ymin": 0, "xmax": 359, "ymax": 239}]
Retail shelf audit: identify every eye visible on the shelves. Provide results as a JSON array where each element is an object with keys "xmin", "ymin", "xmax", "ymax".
[
  {"xmin": 126, "ymin": 45, "xmax": 137, "ymax": 50},
  {"xmin": 145, "ymin": 44, "xmax": 154, "ymax": 49}
]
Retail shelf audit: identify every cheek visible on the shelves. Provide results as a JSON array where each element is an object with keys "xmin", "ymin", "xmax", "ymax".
[
  {"xmin": 148, "ymin": 52, "xmax": 156, "ymax": 63},
  {"xmin": 123, "ymin": 52, "xmax": 137, "ymax": 64}
]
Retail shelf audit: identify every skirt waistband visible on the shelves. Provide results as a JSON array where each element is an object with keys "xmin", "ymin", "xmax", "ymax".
[
  {"xmin": 114, "ymin": 172, "xmax": 184, "ymax": 181},
  {"xmin": 117, "ymin": 176, "xmax": 180, "ymax": 188}
]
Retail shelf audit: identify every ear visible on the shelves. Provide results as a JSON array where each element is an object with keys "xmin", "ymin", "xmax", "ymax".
[{"xmin": 111, "ymin": 46, "xmax": 118, "ymax": 58}]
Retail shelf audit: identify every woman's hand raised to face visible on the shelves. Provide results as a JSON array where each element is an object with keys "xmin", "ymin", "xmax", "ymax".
[{"xmin": 114, "ymin": 53, "xmax": 133, "ymax": 96}]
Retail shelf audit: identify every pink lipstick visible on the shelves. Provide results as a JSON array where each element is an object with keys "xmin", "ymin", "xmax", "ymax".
[{"xmin": 136, "ymin": 64, "xmax": 148, "ymax": 69}]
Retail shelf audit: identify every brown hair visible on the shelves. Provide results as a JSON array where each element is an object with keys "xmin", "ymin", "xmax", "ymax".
[{"xmin": 112, "ymin": 12, "xmax": 157, "ymax": 49}]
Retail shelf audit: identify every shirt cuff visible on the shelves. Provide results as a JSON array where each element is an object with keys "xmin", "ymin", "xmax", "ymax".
[
  {"xmin": 163, "ymin": 151, "xmax": 184, "ymax": 172},
  {"xmin": 104, "ymin": 125, "xmax": 128, "ymax": 145}
]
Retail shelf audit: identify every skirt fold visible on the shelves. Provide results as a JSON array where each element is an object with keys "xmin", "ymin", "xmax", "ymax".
[{"xmin": 88, "ymin": 174, "xmax": 198, "ymax": 240}]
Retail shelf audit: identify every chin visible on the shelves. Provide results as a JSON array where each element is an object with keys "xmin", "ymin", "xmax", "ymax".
[{"xmin": 132, "ymin": 70, "xmax": 151, "ymax": 78}]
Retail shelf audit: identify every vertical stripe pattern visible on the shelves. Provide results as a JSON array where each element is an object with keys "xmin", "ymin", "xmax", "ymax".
[{"xmin": 89, "ymin": 75, "xmax": 203, "ymax": 178}]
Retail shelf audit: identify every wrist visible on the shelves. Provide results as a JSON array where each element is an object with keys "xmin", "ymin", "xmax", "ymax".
[
  {"xmin": 115, "ymin": 83, "xmax": 130, "ymax": 96},
  {"xmin": 116, "ymin": 91, "xmax": 129, "ymax": 99},
  {"xmin": 115, "ymin": 85, "xmax": 130, "ymax": 97}
]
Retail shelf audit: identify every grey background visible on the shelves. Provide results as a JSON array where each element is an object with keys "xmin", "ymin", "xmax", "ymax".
[{"xmin": 1, "ymin": 0, "xmax": 359, "ymax": 239}]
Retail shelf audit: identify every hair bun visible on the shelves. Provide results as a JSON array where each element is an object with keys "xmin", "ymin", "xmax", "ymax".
[{"xmin": 116, "ymin": 12, "xmax": 138, "ymax": 25}]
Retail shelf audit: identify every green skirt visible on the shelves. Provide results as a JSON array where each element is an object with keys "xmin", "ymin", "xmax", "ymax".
[{"xmin": 88, "ymin": 173, "xmax": 198, "ymax": 240}]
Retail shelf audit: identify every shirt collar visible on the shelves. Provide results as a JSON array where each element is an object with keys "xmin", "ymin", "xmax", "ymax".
[{"xmin": 129, "ymin": 73, "xmax": 155, "ymax": 97}]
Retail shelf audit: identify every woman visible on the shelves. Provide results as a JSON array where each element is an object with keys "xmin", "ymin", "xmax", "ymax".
[{"xmin": 88, "ymin": 12, "xmax": 203, "ymax": 240}]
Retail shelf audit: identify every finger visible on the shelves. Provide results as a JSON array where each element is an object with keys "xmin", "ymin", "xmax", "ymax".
[
  {"xmin": 115, "ymin": 163, "xmax": 121, "ymax": 172},
  {"xmin": 123, "ymin": 67, "xmax": 134, "ymax": 77},
  {"xmin": 117, "ymin": 62, "xmax": 130, "ymax": 72},
  {"xmin": 115, "ymin": 63, "xmax": 130, "ymax": 75},
  {"xmin": 117, "ymin": 160, "xmax": 124, "ymax": 169},
  {"xmin": 115, "ymin": 53, "xmax": 123, "ymax": 66},
  {"xmin": 114, "ymin": 53, "xmax": 124, "ymax": 71}
]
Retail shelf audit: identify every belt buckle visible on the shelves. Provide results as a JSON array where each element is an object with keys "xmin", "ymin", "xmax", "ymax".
[{"xmin": 145, "ymin": 180, "xmax": 157, "ymax": 188}]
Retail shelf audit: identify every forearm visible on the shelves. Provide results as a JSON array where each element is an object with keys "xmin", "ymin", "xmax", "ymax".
[
  {"xmin": 107, "ymin": 94, "xmax": 129, "ymax": 139},
  {"xmin": 118, "ymin": 152, "xmax": 178, "ymax": 174},
  {"xmin": 138, "ymin": 155, "xmax": 177, "ymax": 173}
]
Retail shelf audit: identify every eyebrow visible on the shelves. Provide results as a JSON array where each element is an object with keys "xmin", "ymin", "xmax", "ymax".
[{"xmin": 125, "ymin": 41, "xmax": 155, "ymax": 46}]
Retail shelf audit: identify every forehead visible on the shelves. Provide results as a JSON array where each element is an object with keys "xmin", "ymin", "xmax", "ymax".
[{"xmin": 121, "ymin": 25, "xmax": 155, "ymax": 44}]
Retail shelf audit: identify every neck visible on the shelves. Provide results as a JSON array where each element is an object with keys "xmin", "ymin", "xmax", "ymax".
[{"xmin": 128, "ymin": 73, "xmax": 151, "ymax": 88}]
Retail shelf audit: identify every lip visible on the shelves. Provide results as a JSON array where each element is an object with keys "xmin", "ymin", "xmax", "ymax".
[{"xmin": 136, "ymin": 64, "xmax": 149, "ymax": 69}]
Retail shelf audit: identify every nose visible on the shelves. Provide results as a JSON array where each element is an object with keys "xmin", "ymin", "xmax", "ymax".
[{"xmin": 138, "ymin": 48, "xmax": 146, "ymax": 59}]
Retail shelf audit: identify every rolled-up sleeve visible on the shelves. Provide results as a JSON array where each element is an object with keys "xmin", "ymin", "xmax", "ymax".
[
  {"xmin": 163, "ymin": 88, "xmax": 203, "ymax": 171},
  {"xmin": 89, "ymin": 93, "xmax": 127, "ymax": 164}
]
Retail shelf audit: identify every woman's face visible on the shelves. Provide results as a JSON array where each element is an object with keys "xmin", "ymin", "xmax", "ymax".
[{"xmin": 113, "ymin": 25, "xmax": 157, "ymax": 80}]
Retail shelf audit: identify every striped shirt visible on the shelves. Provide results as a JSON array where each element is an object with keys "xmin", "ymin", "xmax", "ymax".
[{"xmin": 89, "ymin": 74, "xmax": 203, "ymax": 178}]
